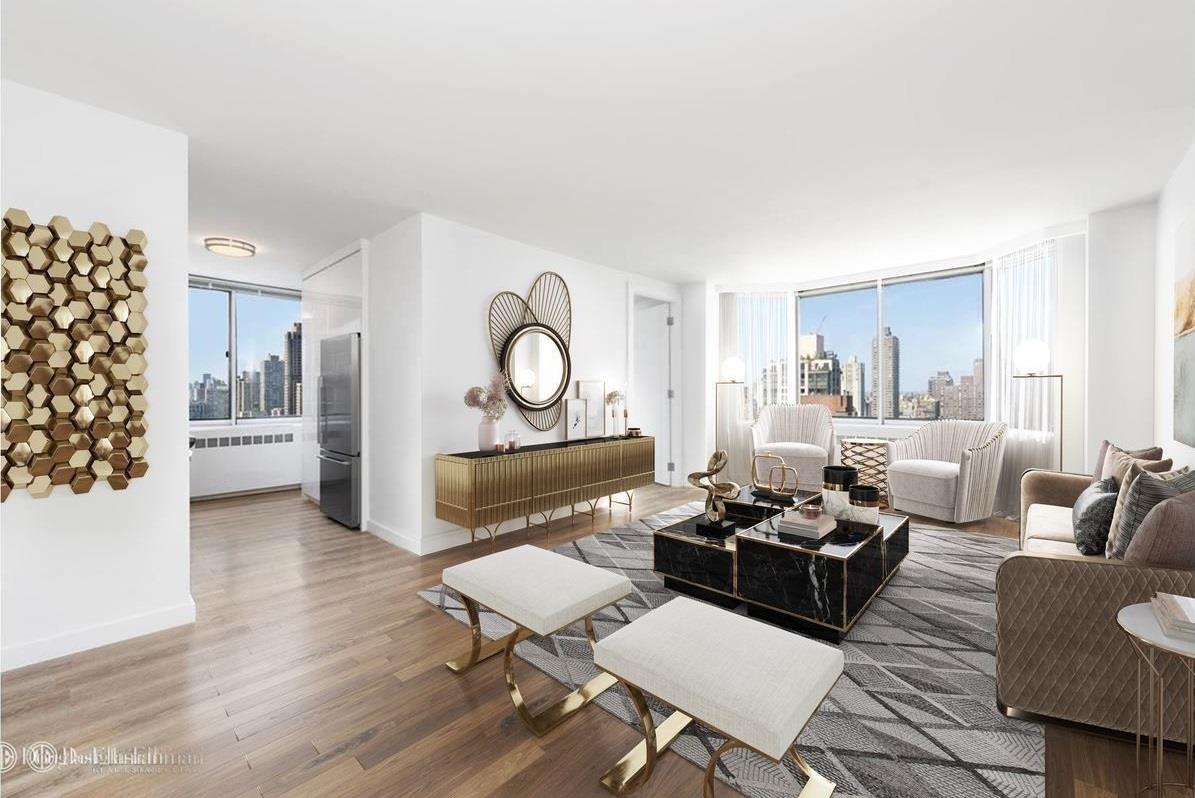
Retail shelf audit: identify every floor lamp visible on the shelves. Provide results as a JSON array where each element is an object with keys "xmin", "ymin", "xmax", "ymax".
[{"xmin": 1012, "ymin": 340, "xmax": 1064, "ymax": 471}]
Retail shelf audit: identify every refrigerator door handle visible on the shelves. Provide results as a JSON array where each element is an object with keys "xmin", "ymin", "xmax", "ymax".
[
  {"xmin": 318, "ymin": 452, "xmax": 351, "ymax": 465},
  {"xmin": 317, "ymin": 375, "xmax": 326, "ymax": 446}
]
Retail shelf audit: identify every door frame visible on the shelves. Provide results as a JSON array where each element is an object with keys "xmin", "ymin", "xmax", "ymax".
[{"xmin": 626, "ymin": 281, "xmax": 683, "ymax": 486}]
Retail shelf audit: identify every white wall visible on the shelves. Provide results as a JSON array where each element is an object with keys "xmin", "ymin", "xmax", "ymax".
[
  {"xmin": 364, "ymin": 217, "xmax": 423, "ymax": 549},
  {"xmin": 680, "ymin": 281, "xmax": 717, "ymax": 476},
  {"xmin": 1087, "ymin": 201, "xmax": 1158, "ymax": 464},
  {"xmin": 1054, "ymin": 234, "xmax": 1088, "ymax": 472},
  {"xmin": 361, "ymin": 214, "xmax": 682, "ymax": 554},
  {"xmin": 1, "ymin": 82, "xmax": 193, "ymax": 670},
  {"xmin": 1155, "ymin": 138, "xmax": 1195, "ymax": 472}
]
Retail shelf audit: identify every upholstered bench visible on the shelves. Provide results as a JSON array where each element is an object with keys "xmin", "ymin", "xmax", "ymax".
[
  {"xmin": 593, "ymin": 597, "xmax": 844, "ymax": 796},
  {"xmin": 442, "ymin": 544, "xmax": 633, "ymax": 736}
]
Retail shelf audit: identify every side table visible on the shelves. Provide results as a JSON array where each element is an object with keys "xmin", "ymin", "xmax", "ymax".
[
  {"xmin": 840, "ymin": 437, "xmax": 889, "ymax": 507},
  {"xmin": 1117, "ymin": 603, "xmax": 1195, "ymax": 797}
]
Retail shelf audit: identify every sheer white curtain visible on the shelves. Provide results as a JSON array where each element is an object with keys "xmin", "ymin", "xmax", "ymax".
[
  {"xmin": 718, "ymin": 292, "xmax": 794, "ymax": 483},
  {"xmin": 989, "ymin": 240, "xmax": 1059, "ymax": 517}
]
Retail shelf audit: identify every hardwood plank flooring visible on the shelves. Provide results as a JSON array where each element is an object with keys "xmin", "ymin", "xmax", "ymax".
[{"xmin": 0, "ymin": 486, "xmax": 1150, "ymax": 797}]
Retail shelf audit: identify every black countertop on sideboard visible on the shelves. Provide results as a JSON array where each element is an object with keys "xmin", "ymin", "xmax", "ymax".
[{"xmin": 441, "ymin": 435, "xmax": 653, "ymax": 460}]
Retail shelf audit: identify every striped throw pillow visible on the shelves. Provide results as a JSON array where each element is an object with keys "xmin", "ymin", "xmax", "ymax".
[{"xmin": 1110, "ymin": 469, "xmax": 1195, "ymax": 559}]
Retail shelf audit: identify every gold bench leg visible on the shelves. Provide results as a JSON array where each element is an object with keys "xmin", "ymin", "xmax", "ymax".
[
  {"xmin": 703, "ymin": 739, "xmax": 835, "ymax": 798},
  {"xmin": 444, "ymin": 594, "xmax": 531, "ymax": 674},
  {"xmin": 505, "ymin": 616, "xmax": 617, "ymax": 736},
  {"xmin": 600, "ymin": 680, "xmax": 692, "ymax": 794}
]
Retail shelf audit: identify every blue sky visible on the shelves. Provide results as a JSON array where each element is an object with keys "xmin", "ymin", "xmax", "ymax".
[
  {"xmin": 189, "ymin": 288, "xmax": 300, "ymax": 382},
  {"xmin": 800, "ymin": 272, "xmax": 982, "ymax": 393}
]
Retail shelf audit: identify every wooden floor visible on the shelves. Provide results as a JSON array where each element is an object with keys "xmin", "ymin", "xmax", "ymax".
[{"xmin": 0, "ymin": 487, "xmax": 1178, "ymax": 797}]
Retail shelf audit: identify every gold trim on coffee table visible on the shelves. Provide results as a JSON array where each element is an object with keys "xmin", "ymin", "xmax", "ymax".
[{"xmin": 444, "ymin": 594, "xmax": 618, "ymax": 736}]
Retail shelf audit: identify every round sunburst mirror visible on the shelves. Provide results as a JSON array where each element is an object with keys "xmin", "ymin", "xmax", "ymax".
[
  {"xmin": 487, "ymin": 272, "xmax": 573, "ymax": 430},
  {"xmin": 502, "ymin": 324, "xmax": 571, "ymax": 410}
]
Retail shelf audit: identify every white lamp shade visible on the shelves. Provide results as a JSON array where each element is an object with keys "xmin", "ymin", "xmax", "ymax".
[
  {"xmin": 721, "ymin": 356, "xmax": 746, "ymax": 382},
  {"xmin": 1014, "ymin": 339, "xmax": 1050, "ymax": 374}
]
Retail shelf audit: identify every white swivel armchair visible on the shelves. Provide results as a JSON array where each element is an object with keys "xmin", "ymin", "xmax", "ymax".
[
  {"xmin": 751, "ymin": 405, "xmax": 835, "ymax": 491},
  {"xmin": 887, "ymin": 419, "xmax": 1008, "ymax": 524}
]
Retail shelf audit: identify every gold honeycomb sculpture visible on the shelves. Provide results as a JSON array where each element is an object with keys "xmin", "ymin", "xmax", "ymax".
[{"xmin": 2, "ymin": 208, "xmax": 148, "ymax": 501}]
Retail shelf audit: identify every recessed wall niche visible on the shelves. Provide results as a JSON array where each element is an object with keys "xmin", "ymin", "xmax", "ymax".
[{"xmin": 2, "ymin": 208, "xmax": 149, "ymax": 500}]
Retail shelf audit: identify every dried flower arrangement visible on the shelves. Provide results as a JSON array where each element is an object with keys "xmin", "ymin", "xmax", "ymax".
[
  {"xmin": 464, "ymin": 373, "xmax": 509, "ymax": 420},
  {"xmin": 605, "ymin": 390, "xmax": 624, "ymax": 407}
]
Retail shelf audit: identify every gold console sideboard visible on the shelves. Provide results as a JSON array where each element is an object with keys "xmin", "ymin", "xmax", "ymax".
[{"xmin": 435, "ymin": 436, "xmax": 655, "ymax": 543}]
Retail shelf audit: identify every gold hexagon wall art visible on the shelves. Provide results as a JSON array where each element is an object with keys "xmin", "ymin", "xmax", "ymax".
[{"xmin": 2, "ymin": 208, "xmax": 148, "ymax": 501}]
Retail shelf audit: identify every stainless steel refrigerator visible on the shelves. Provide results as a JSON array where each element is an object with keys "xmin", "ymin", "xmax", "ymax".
[{"xmin": 318, "ymin": 332, "xmax": 361, "ymax": 528}]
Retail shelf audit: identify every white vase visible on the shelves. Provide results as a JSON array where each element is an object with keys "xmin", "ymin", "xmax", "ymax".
[{"xmin": 478, "ymin": 418, "xmax": 501, "ymax": 451}]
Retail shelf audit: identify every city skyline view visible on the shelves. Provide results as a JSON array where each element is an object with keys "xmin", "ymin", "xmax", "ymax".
[
  {"xmin": 799, "ymin": 273, "xmax": 983, "ymax": 395},
  {"xmin": 727, "ymin": 272, "xmax": 985, "ymax": 421},
  {"xmin": 189, "ymin": 288, "xmax": 303, "ymax": 420}
]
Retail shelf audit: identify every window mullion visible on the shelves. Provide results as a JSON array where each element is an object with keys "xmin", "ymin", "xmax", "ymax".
[{"xmin": 229, "ymin": 289, "xmax": 238, "ymax": 424}]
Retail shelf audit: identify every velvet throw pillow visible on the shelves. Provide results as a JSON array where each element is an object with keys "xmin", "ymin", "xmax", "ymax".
[
  {"xmin": 1091, "ymin": 440, "xmax": 1163, "ymax": 482},
  {"xmin": 1072, "ymin": 477, "xmax": 1119, "ymax": 556},
  {"xmin": 1100, "ymin": 445, "xmax": 1171, "ymax": 484},
  {"xmin": 1109, "ymin": 469, "xmax": 1195, "ymax": 559},
  {"xmin": 1124, "ymin": 492, "xmax": 1195, "ymax": 569}
]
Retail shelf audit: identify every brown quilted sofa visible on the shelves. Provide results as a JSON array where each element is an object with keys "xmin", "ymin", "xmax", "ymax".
[{"xmin": 995, "ymin": 468, "xmax": 1195, "ymax": 741}]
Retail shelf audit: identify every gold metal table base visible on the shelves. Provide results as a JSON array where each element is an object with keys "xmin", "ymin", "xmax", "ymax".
[
  {"xmin": 443, "ymin": 594, "xmax": 533, "ymax": 673},
  {"xmin": 599, "ymin": 679, "xmax": 835, "ymax": 797},
  {"xmin": 609, "ymin": 489, "xmax": 635, "ymax": 512},
  {"xmin": 526, "ymin": 509, "xmax": 559, "ymax": 535},
  {"xmin": 445, "ymin": 595, "xmax": 615, "ymax": 736},
  {"xmin": 1124, "ymin": 630, "xmax": 1195, "ymax": 797},
  {"xmin": 469, "ymin": 522, "xmax": 501, "ymax": 546}
]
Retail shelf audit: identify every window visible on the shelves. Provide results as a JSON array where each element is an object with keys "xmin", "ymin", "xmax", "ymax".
[
  {"xmin": 235, "ymin": 293, "xmax": 303, "ymax": 418},
  {"xmin": 189, "ymin": 287, "xmax": 231, "ymax": 420},
  {"xmin": 720, "ymin": 264, "xmax": 985, "ymax": 425},
  {"xmin": 797, "ymin": 284, "xmax": 877, "ymax": 418},
  {"xmin": 188, "ymin": 280, "xmax": 302, "ymax": 422},
  {"xmin": 880, "ymin": 270, "xmax": 984, "ymax": 420}
]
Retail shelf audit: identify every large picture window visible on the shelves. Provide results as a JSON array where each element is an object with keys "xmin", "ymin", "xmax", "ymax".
[
  {"xmin": 797, "ymin": 284, "xmax": 877, "ymax": 418},
  {"xmin": 188, "ymin": 279, "xmax": 302, "ymax": 423},
  {"xmin": 722, "ymin": 265, "xmax": 985, "ymax": 425},
  {"xmin": 881, "ymin": 271, "xmax": 984, "ymax": 420}
]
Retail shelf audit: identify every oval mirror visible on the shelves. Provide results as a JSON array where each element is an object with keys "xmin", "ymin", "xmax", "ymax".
[{"xmin": 502, "ymin": 324, "xmax": 571, "ymax": 410}]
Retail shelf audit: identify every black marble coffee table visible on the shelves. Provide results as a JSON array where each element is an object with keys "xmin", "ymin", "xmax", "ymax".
[{"xmin": 652, "ymin": 501, "xmax": 909, "ymax": 642}]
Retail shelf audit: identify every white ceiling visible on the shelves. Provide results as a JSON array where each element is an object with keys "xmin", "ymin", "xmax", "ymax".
[{"xmin": 3, "ymin": 1, "xmax": 1194, "ymax": 285}]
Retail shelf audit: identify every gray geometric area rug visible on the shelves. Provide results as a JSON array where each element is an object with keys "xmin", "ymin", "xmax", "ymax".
[{"xmin": 419, "ymin": 501, "xmax": 1044, "ymax": 798}]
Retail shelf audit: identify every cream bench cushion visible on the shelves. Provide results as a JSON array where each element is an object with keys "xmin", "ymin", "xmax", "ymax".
[
  {"xmin": 593, "ymin": 596, "xmax": 843, "ymax": 760},
  {"xmin": 443, "ymin": 544, "xmax": 632, "ymax": 636}
]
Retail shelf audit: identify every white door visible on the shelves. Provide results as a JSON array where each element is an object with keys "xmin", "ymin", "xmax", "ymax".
[{"xmin": 632, "ymin": 297, "xmax": 673, "ymax": 485}]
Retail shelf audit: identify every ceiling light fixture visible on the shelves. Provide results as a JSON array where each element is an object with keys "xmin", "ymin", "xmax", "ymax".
[{"xmin": 204, "ymin": 237, "xmax": 256, "ymax": 258}]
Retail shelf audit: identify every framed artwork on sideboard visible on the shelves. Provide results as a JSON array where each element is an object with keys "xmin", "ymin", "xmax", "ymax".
[{"xmin": 577, "ymin": 380, "xmax": 606, "ymax": 437}]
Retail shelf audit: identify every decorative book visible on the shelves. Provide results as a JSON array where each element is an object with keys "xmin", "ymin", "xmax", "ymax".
[
  {"xmin": 776, "ymin": 511, "xmax": 838, "ymax": 540},
  {"xmin": 1152, "ymin": 593, "xmax": 1195, "ymax": 640}
]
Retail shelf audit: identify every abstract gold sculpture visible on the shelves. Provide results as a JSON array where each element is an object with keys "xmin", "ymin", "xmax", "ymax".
[
  {"xmin": 2, "ymin": 208, "xmax": 149, "ymax": 500},
  {"xmin": 750, "ymin": 452, "xmax": 798, "ymax": 497},
  {"xmin": 687, "ymin": 450, "xmax": 740, "ymax": 524}
]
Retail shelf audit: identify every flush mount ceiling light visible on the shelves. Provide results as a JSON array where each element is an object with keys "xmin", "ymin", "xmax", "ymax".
[{"xmin": 203, "ymin": 237, "xmax": 256, "ymax": 258}]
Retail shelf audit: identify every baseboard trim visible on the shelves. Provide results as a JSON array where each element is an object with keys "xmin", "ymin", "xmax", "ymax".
[
  {"xmin": 366, "ymin": 519, "xmax": 421, "ymax": 554},
  {"xmin": 1, "ymin": 598, "xmax": 197, "ymax": 673},
  {"xmin": 190, "ymin": 484, "xmax": 301, "ymax": 502}
]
